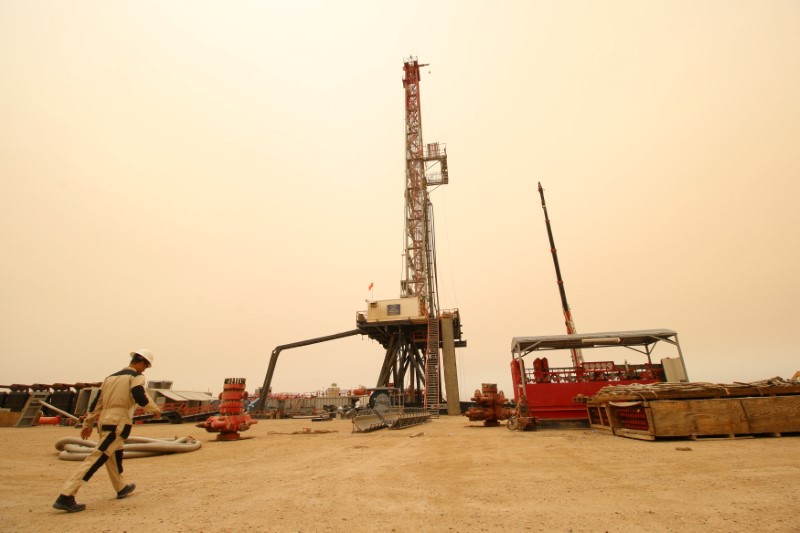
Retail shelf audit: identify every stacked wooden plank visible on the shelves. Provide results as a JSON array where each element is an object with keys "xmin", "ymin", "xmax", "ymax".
[{"xmin": 585, "ymin": 377, "xmax": 800, "ymax": 440}]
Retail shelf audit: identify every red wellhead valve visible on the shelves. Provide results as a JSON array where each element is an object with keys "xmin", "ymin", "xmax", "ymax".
[{"xmin": 196, "ymin": 378, "xmax": 258, "ymax": 440}]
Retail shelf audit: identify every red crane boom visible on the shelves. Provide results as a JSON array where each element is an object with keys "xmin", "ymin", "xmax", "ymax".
[{"xmin": 538, "ymin": 182, "xmax": 584, "ymax": 367}]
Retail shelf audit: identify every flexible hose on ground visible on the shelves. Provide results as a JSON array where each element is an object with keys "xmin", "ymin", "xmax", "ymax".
[{"xmin": 54, "ymin": 435, "xmax": 201, "ymax": 461}]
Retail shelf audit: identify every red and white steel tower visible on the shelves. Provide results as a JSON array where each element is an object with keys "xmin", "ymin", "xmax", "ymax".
[
  {"xmin": 401, "ymin": 57, "xmax": 449, "ymax": 411},
  {"xmin": 255, "ymin": 58, "xmax": 463, "ymax": 416}
]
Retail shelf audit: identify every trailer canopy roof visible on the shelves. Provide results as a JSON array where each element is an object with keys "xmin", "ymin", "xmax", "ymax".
[
  {"xmin": 152, "ymin": 389, "xmax": 214, "ymax": 402},
  {"xmin": 511, "ymin": 329, "xmax": 678, "ymax": 357}
]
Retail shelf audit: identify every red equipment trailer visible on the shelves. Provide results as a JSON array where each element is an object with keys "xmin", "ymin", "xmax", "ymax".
[
  {"xmin": 507, "ymin": 184, "xmax": 689, "ymax": 429},
  {"xmin": 508, "ymin": 329, "xmax": 689, "ymax": 429}
]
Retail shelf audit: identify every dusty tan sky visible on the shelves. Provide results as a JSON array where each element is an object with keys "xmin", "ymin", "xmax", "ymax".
[{"xmin": 1, "ymin": 1, "xmax": 798, "ymax": 397}]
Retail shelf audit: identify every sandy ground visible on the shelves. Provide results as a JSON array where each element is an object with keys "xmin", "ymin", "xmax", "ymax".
[{"xmin": 0, "ymin": 415, "xmax": 798, "ymax": 533}]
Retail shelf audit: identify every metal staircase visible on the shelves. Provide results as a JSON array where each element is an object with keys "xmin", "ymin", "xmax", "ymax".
[
  {"xmin": 14, "ymin": 391, "xmax": 50, "ymax": 427},
  {"xmin": 424, "ymin": 315, "xmax": 440, "ymax": 417}
]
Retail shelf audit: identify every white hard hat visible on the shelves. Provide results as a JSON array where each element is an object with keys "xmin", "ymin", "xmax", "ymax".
[{"xmin": 130, "ymin": 349, "xmax": 155, "ymax": 367}]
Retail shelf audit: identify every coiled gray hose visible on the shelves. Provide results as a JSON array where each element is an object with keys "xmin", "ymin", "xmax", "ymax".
[{"xmin": 55, "ymin": 435, "xmax": 201, "ymax": 460}]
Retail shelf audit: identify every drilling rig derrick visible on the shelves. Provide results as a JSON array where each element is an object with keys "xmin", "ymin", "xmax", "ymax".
[
  {"xmin": 356, "ymin": 57, "xmax": 464, "ymax": 416},
  {"xmin": 255, "ymin": 58, "xmax": 465, "ymax": 417}
]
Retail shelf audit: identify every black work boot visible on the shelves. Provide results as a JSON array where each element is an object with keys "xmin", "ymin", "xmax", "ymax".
[
  {"xmin": 116, "ymin": 483, "xmax": 136, "ymax": 499},
  {"xmin": 53, "ymin": 494, "xmax": 86, "ymax": 513}
]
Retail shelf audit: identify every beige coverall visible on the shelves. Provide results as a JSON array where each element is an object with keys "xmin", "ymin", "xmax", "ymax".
[{"xmin": 60, "ymin": 367, "xmax": 160, "ymax": 496}]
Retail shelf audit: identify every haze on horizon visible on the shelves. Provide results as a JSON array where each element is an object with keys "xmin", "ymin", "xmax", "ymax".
[{"xmin": 1, "ymin": 1, "xmax": 799, "ymax": 397}]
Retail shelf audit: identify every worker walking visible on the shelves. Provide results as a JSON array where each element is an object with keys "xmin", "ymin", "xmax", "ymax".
[{"xmin": 53, "ymin": 350, "xmax": 162, "ymax": 513}]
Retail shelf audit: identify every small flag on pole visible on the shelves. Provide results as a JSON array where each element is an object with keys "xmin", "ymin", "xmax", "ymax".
[{"xmin": 368, "ymin": 282, "xmax": 374, "ymax": 291}]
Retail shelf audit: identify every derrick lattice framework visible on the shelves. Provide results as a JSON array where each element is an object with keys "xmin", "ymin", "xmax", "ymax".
[
  {"xmin": 401, "ymin": 57, "xmax": 449, "ymax": 411},
  {"xmin": 254, "ymin": 58, "xmax": 462, "ymax": 416}
]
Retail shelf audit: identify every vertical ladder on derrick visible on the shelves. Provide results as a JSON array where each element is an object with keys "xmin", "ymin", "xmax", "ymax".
[
  {"xmin": 424, "ymin": 315, "xmax": 440, "ymax": 417},
  {"xmin": 14, "ymin": 391, "xmax": 51, "ymax": 427}
]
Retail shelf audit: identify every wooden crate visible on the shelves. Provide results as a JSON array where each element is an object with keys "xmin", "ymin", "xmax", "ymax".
[
  {"xmin": 0, "ymin": 410, "xmax": 21, "ymax": 427},
  {"xmin": 589, "ymin": 395, "xmax": 800, "ymax": 440},
  {"xmin": 587, "ymin": 403, "xmax": 613, "ymax": 432}
]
